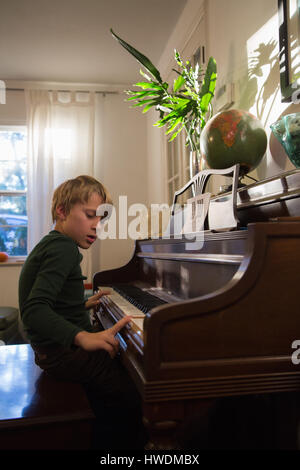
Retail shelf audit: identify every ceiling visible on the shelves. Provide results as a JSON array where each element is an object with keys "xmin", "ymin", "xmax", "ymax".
[{"xmin": 0, "ymin": 0, "xmax": 187, "ymax": 85}]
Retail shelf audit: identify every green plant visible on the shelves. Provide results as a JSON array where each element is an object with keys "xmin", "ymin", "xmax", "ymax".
[{"xmin": 111, "ymin": 29, "xmax": 217, "ymax": 153}]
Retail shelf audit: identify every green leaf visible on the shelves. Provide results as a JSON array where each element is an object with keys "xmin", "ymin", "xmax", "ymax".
[
  {"xmin": 168, "ymin": 123, "xmax": 184, "ymax": 141},
  {"xmin": 131, "ymin": 98, "xmax": 158, "ymax": 107},
  {"xmin": 134, "ymin": 82, "xmax": 164, "ymax": 91},
  {"xmin": 142, "ymin": 101, "xmax": 159, "ymax": 113},
  {"xmin": 156, "ymin": 109, "xmax": 186, "ymax": 126},
  {"xmin": 157, "ymin": 112, "xmax": 178, "ymax": 124},
  {"xmin": 154, "ymin": 121, "xmax": 166, "ymax": 128},
  {"xmin": 139, "ymin": 69, "xmax": 152, "ymax": 81},
  {"xmin": 172, "ymin": 68, "xmax": 181, "ymax": 76},
  {"xmin": 173, "ymin": 75, "xmax": 185, "ymax": 93},
  {"xmin": 111, "ymin": 29, "xmax": 218, "ymax": 145},
  {"xmin": 199, "ymin": 57, "xmax": 217, "ymax": 113},
  {"xmin": 165, "ymin": 117, "xmax": 183, "ymax": 134},
  {"xmin": 111, "ymin": 28, "xmax": 163, "ymax": 83},
  {"xmin": 172, "ymin": 97, "xmax": 190, "ymax": 108},
  {"xmin": 126, "ymin": 90, "xmax": 156, "ymax": 101}
]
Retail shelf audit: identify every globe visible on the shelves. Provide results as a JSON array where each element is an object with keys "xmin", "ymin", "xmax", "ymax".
[{"xmin": 200, "ymin": 109, "xmax": 267, "ymax": 175}]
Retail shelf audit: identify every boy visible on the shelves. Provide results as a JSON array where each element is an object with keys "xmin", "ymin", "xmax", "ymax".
[{"xmin": 19, "ymin": 175, "xmax": 147, "ymax": 450}]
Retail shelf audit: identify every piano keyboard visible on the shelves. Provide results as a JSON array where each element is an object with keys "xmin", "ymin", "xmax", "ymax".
[
  {"xmin": 111, "ymin": 284, "xmax": 167, "ymax": 313},
  {"xmin": 99, "ymin": 284, "xmax": 167, "ymax": 318}
]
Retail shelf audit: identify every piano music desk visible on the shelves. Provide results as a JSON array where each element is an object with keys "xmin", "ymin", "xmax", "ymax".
[{"xmin": 0, "ymin": 344, "xmax": 95, "ymax": 450}]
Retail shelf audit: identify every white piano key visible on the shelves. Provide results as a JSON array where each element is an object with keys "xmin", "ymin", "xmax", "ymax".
[{"xmin": 99, "ymin": 287, "xmax": 145, "ymax": 318}]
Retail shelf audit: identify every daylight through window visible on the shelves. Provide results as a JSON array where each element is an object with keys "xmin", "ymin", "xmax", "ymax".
[{"xmin": 0, "ymin": 127, "xmax": 27, "ymax": 256}]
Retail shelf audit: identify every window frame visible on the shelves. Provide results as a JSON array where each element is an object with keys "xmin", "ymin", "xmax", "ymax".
[
  {"xmin": 165, "ymin": 131, "xmax": 191, "ymax": 206},
  {"xmin": 0, "ymin": 124, "xmax": 28, "ymax": 261}
]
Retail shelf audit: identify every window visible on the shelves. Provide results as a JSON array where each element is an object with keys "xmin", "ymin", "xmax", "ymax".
[
  {"xmin": 0, "ymin": 126, "xmax": 27, "ymax": 256},
  {"xmin": 166, "ymin": 134, "xmax": 192, "ymax": 206}
]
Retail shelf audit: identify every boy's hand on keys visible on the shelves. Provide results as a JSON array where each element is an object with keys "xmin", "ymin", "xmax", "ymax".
[
  {"xmin": 74, "ymin": 316, "xmax": 131, "ymax": 357},
  {"xmin": 85, "ymin": 288, "xmax": 111, "ymax": 310}
]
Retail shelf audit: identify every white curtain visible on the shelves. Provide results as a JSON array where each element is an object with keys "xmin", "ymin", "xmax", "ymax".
[{"xmin": 25, "ymin": 89, "xmax": 96, "ymax": 281}]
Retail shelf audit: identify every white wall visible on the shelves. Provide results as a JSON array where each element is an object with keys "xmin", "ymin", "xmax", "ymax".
[
  {"xmin": 146, "ymin": 108, "xmax": 166, "ymax": 205},
  {"xmin": 0, "ymin": 265, "xmax": 23, "ymax": 308},
  {"xmin": 0, "ymin": 89, "xmax": 26, "ymax": 125}
]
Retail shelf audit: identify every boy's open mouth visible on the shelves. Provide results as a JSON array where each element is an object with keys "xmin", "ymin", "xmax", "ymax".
[{"xmin": 87, "ymin": 235, "xmax": 96, "ymax": 244}]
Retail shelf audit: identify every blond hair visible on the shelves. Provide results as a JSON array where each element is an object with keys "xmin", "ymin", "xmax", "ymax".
[{"xmin": 51, "ymin": 175, "xmax": 112, "ymax": 222}]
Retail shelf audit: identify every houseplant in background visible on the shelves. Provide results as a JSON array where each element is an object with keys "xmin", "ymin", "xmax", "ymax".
[{"xmin": 111, "ymin": 29, "xmax": 217, "ymax": 177}]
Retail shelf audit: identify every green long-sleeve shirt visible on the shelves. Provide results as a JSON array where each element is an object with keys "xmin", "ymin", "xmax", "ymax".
[{"xmin": 19, "ymin": 230, "xmax": 93, "ymax": 347}]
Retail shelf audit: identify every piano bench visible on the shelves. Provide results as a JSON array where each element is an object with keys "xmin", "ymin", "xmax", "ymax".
[{"xmin": 0, "ymin": 344, "xmax": 95, "ymax": 450}]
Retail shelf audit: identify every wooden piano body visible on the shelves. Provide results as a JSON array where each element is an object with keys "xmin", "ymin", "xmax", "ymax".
[{"xmin": 93, "ymin": 169, "xmax": 300, "ymax": 449}]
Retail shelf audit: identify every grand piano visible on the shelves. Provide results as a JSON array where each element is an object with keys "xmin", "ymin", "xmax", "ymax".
[{"xmin": 93, "ymin": 167, "xmax": 300, "ymax": 449}]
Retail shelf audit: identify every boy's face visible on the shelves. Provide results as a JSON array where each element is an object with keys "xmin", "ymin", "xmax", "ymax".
[{"xmin": 55, "ymin": 192, "xmax": 103, "ymax": 249}]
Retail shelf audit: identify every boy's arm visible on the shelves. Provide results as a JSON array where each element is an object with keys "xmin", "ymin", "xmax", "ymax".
[{"xmin": 20, "ymin": 240, "xmax": 85, "ymax": 347}]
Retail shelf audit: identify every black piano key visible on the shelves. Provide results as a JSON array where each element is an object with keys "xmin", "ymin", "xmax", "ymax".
[{"xmin": 110, "ymin": 284, "xmax": 167, "ymax": 314}]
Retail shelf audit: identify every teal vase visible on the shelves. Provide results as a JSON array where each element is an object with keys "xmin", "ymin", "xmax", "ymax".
[{"xmin": 270, "ymin": 113, "xmax": 300, "ymax": 168}]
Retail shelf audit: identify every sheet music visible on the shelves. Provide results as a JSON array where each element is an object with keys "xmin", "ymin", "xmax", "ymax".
[{"xmin": 182, "ymin": 192, "xmax": 211, "ymax": 234}]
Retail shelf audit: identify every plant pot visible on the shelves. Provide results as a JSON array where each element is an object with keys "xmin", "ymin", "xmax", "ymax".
[
  {"xmin": 189, "ymin": 150, "xmax": 200, "ymax": 179},
  {"xmin": 189, "ymin": 149, "xmax": 208, "ymax": 179}
]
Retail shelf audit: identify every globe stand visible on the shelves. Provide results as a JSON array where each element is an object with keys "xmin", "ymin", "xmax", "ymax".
[{"xmin": 219, "ymin": 173, "xmax": 257, "ymax": 194}]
